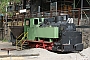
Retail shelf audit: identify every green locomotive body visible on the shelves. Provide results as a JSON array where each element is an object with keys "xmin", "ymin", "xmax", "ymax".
[{"xmin": 25, "ymin": 18, "xmax": 59, "ymax": 41}]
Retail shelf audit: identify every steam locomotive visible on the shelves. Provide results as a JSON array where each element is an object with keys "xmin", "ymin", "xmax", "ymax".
[{"xmin": 10, "ymin": 14, "xmax": 83, "ymax": 52}]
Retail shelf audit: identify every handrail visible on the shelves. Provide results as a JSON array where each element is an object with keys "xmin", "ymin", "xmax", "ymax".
[
  {"xmin": 16, "ymin": 32, "xmax": 28, "ymax": 49},
  {"xmin": 17, "ymin": 32, "xmax": 28, "ymax": 45},
  {"xmin": 16, "ymin": 32, "xmax": 25, "ymax": 40},
  {"xmin": 16, "ymin": 32, "xmax": 24, "ymax": 49},
  {"xmin": 21, "ymin": 40, "xmax": 27, "ymax": 45},
  {"xmin": 21, "ymin": 40, "xmax": 27, "ymax": 50}
]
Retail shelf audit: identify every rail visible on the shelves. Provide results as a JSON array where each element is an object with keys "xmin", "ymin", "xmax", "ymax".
[
  {"xmin": 30, "ymin": 8, "xmax": 90, "ymax": 25},
  {"xmin": 30, "ymin": 8, "xmax": 81, "ymax": 25},
  {"xmin": 31, "ymin": 8, "xmax": 81, "ymax": 17}
]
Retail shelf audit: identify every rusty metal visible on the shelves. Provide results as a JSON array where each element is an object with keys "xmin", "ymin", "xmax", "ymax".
[
  {"xmin": 9, "ymin": 26, "xmax": 24, "ymax": 38},
  {"xmin": 1, "ymin": 48, "xmax": 16, "ymax": 55},
  {"xmin": 1, "ymin": 48, "xmax": 16, "ymax": 51},
  {"xmin": 30, "ymin": 8, "xmax": 81, "ymax": 18},
  {"xmin": 58, "ymin": 10, "xmax": 61, "ymax": 16},
  {"xmin": 22, "ymin": 14, "xmax": 25, "ymax": 26},
  {"xmin": 78, "ymin": 8, "xmax": 80, "ymax": 25},
  {"xmin": 50, "ymin": 11, "xmax": 52, "ymax": 17}
]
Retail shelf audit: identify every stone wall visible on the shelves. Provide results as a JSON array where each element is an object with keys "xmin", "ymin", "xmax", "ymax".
[{"xmin": 74, "ymin": 18, "xmax": 90, "ymax": 48}]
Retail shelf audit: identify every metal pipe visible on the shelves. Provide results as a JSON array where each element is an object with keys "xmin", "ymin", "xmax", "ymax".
[
  {"xmin": 73, "ymin": 0, "xmax": 75, "ymax": 8},
  {"xmin": 78, "ymin": 8, "xmax": 81, "ymax": 25},
  {"xmin": 56, "ymin": 2, "xmax": 57, "ymax": 16},
  {"xmin": 81, "ymin": 0, "xmax": 83, "ymax": 20},
  {"xmin": 0, "ymin": 54, "xmax": 39, "ymax": 58},
  {"xmin": 5, "ymin": 0, "xmax": 8, "ymax": 35},
  {"xmin": 38, "ymin": 6, "xmax": 40, "ymax": 13}
]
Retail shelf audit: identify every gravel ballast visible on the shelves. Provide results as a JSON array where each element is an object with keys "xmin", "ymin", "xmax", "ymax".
[{"xmin": 0, "ymin": 41, "xmax": 90, "ymax": 60}]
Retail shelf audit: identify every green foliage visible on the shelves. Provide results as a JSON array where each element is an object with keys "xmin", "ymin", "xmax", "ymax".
[
  {"xmin": 0, "ymin": 1, "xmax": 7, "ymax": 13},
  {"xmin": 12, "ymin": 0, "xmax": 21, "ymax": 3},
  {"xmin": 0, "ymin": 0, "xmax": 20, "ymax": 14},
  {"xmin": 2, "ymin": 38, "xmax": 8, "ymax": 42},
  {"xmin": 8, "ymin": 12, "xmax": 13, "ymax": 16}
]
